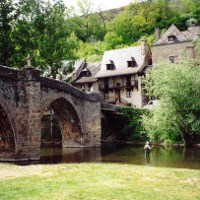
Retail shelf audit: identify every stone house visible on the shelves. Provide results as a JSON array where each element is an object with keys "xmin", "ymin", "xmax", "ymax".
[
  {"xmin": 95, "ymin": 41, "xmax": 152, "ymax": 108},
  {"xmin": 152, "ymin": 24, "xmax": 200, "ymax": 64}
]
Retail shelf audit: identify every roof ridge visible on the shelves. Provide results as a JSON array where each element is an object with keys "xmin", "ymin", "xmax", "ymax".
[{"xmin": 104, "ymin": 45, "xmax": 141, "ymax": 53}]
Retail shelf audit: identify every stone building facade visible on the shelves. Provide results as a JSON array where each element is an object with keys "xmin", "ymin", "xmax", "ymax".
[
  {"xmin": 95, "ymin": 41, "xmax": 152, "ymax": 108},
  {"xmin": 152, "ymin": 24, "xmax": 200, "ymax": 64}
]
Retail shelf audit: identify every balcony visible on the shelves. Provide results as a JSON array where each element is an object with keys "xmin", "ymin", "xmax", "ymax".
[
  {"xmin": 126, "ymin": 80, "xmax": 138, "ymax": 88},
  {"xmin": 99, "ymin": 80, "xmax": 138, "ymax": 90}
]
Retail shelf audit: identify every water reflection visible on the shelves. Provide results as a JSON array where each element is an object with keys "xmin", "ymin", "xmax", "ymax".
[
  {"xmin": 38, "ymin": 144, "xmax": 200, "ymax": 169},
  {"xmin": 40, "ymin": 147, "xmax": 102, "ymax": 164}
]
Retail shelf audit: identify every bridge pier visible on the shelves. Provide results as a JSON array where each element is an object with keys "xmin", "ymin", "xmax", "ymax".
[
  {"xmin": 18, "ymin": 67, "xmax": 41, "ymax": 160},
  {"xmin": 8, "ymin": 67, "xmax": 41, "ymax": 161}
]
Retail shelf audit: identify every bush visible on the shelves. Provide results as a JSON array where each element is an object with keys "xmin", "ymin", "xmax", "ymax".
[{"xmin": 119, "ymin": 107, "xmax": 148, "ymax": 142}]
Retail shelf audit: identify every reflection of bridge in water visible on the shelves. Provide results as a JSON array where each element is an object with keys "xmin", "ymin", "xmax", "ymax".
[{"xmin": 0, "ymin": 65, "xmax": 101, "ymax": 161}]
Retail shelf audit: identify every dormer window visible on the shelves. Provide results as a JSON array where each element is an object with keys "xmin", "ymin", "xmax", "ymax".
[
  {"xmin": 106, "ymin": 64, "xmax": 114, "ymax": 70},
  {"xmin": 106, "ymin": 60, "xmax": 115, "ymax": 70},
  {"xmin": 168, "ymin": 35, "xmax": 177, "ymax": 42},
  {"xmin": 81, "ymin": 70, "xmax": 90, "ymax": 77},
  {"xmin": 127, "ymin": 58, "xmax": 137, "ymax": 67}
]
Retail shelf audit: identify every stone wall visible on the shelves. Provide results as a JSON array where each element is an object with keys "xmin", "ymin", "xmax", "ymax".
[{"xmin": 152, "ymin": 41, "xmax": 195, "ymax": 64}]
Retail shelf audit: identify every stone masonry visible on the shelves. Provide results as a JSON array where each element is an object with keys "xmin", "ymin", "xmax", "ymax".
[
  {"xmin": 0, "ymin": 65, "xmax": 101, "ymax": 161},
  {"xmin": 152, "ymin": 41, "xmax": 195, "ymax": 64}
]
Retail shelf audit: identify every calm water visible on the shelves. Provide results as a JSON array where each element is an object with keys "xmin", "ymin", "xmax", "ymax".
[{"xmin": 39, "ymin": 144, "xmax": 200, "ymax": 169}]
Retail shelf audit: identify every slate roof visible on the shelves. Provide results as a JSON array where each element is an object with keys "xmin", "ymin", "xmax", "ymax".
[
  {"xmin": 95, "ymin": 45, "xmax": 150, "ymax": 78},
  {"xmin": 75, "ymin": 62, "xmax": 101, "ymax": 83},
  {"xmin": 154, "ymin": 24, "xmax": 200, "ymax": 46},
  {"xmin": 65, "ymin": 58, "xmax": 86, "ymax": 81}
]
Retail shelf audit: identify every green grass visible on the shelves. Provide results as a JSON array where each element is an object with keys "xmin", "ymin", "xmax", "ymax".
[{"xmin": 0, "ymin": 163, "xmax": 200, "ymax": 200}]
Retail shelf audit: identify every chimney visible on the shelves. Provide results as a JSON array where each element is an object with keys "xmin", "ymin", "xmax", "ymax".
[
  {"xmin": 155, "ymin": 27, "xmax": 161, "ymax": 41},
  {"xmin": 141, "ymin": 40, "xmax": 148, "ymax": 55}
]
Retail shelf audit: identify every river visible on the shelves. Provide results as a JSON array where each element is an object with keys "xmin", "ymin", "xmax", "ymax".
[{"xmin": 37, "ymin": 144, "xmax": 200, "ymax": 169}]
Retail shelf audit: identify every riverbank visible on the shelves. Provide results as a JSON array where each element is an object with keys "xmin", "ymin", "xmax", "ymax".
[
  {"xmin": 0, "ymin": 163, "xmax": 200, "ymax": 200},
  {"xmin": 102, "ymin": 140, "xmax": 200, "ymax": 148}
]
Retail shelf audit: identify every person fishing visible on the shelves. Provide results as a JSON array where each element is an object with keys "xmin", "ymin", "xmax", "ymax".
[{"xmin": 144, "ymin": 141, "xmax": 153, "ymax": 158}]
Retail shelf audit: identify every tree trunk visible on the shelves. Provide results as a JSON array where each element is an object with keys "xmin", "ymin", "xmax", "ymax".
[{"xmin": 182, "ymin": 132, "xmax": 194, "ymax": 147}]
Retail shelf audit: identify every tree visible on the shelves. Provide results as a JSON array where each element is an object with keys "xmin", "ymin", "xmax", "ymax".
[
  {"xmin": 120, "ymin": 107, "xmax": 148, "ymax": 142},
  {"xmin": 0, "ymin": 0, "xmax": 18, "ymax": 66},
  {"xmin": 10, "ymin": 0, "xmax": 45, "ymax": 68},
  {"xmin": 0, "ymin": 0, "xmax": 79, "ymax": 75},
  {"xmin": 130, "ymin": 0, "xmax": 153, "ymax": 23},
  {"xmin": 143, "ymin": 50, "xmax": 200, "ymax": 146},
  {"xmin": 169, "ymin": 0, "xmax": 200, "ymax": 14},
  {"xmin": 106, "ymin": 8, "xmax": 139, "ymax": 45},
  {"xmin": 68, "ymin": 0, "xmax": 106, "ymax": 42},
  {"xmin": 32, "ymin": 0, "xmax": 78, "ymax": 77},
  {"xmin": 104, "ymin": 32, "xmax": 123, "ymax": 49}
]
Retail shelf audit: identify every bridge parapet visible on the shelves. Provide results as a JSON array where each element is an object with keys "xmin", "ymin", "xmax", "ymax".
[
  {"xmin": 40, "ymin": 76, "xmax": 100, "ymax": 102},
  {"xmin": 0, "ymin": 65, "xmax": 19, "ymax": 80},
  {"xmin": 0, "ymin": 65, "xmax": 100, "ymax": 102}
]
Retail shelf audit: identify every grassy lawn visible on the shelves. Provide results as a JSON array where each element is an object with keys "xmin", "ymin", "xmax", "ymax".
[{"xmin": 0, "ymin": 163, "xmax": 200, "ymax": 200}]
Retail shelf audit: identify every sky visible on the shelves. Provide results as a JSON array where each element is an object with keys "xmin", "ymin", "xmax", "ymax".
[{"xmin": 63, "ymin": 0, "xmax": 133, "ymax": 11}]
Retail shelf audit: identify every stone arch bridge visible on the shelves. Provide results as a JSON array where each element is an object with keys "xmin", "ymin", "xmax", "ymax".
[{"xmin": 0, "ymin": 65, "xmax": 101, "ymax": 161}]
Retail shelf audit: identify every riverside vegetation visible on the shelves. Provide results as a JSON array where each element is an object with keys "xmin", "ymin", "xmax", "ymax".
[{"xmin": 0, "ymin": 163, "xmax": 200, "ymax": 200}]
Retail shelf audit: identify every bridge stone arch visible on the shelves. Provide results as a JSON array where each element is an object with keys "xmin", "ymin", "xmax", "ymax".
[
  {"xmin": 0, "ymin": 65, "xmax": 101, "ymax": 161},
  {"xmin": 0, "ymin": 97, "xmax": 17, "ymax": 134},
  {"xmin": 41, "ymin": 81, "xmax": 101, "ymax": 147},
  {"xmin": 42, "ymin": 96, "xmax": 84, "ymax": 147},
  {"xmin": 0, "ymin": 98, "xmax": 17, "ymax": 159},
  {"xmin": 41, "ymin": 93, "xmax": 84, "ymax": 125}
]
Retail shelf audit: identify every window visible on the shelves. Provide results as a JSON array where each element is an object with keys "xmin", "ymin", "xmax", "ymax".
[
  {"xmin": 81, "ymin": 71, "xmax": 90, "ymax": 77},
  {"xmin": 127, "ymin": 60, "xmax": 137, "ymax": 67},
  {"xmin": 81, "ymin": 85, "xmax": 85, "ymax": 92},
  {"xmin": 169, "ymin": 56, "xmax": 175, "ymax": 63},
  {"xmin": 88, "ymin": 83, "xmax": 93, "ymax": 92},
  {"xmin": 148, "ymin": 58, "xmax": 152, "ymax": 65},
  {"xmin": 104, "ymin": 91, "xmax": 109, "ymax": 99},
  {"xmin": 126, "ymin": 90, "xmax": 132, "ymax": 98},
  {"xmin": 104, "ymin": 78, "xmax": 109, "ymax": 88},
  {"xmin": 126, "ymin": 75, "xmax": 131, "ymax": 87},
  {"xmin": 106, "ymin": 64, "xmax": 115, "ymax": 70},
  {"xmin": 168, "ymin": 35, "xmax": 177, "ymax": 42}
]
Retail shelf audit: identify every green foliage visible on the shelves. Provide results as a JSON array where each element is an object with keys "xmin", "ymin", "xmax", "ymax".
[
  {"xmin": 0, "ymin": 0, "xmax": 19, "ymax": 66},
  {"xmin": 68, "ymin": 0, "xmax": 106, "ymax": 42},
  {"xmin": 33, "ymin": 1, "xmax": 78, "ymax": 77},
  {"xmin": 0, "ymin": 0, "xmax": 79, "ymax": 76},
  {"xmin": 104, "ymin": 32, "xmax": 124, "ymax": 49},
  {"xmin": 77, "ymin": 40, "xmax": 105, "ymax": 61},
  {"xmin": 169, "ymin": 0, "xmax": 200, "ymax": 14},
  {"xmin": 107, "ymin": 10, "xmax": 137, "ymax": 45},
  {"xmin": 143, "ymin": 51, "xmax": 200, "ymax": 146},
  {"xmin": 142, "ymin": 106, "xmax": 181, "ymax": 144},
  {"xmin": 119, "ymin": 107, "xmax": 148, "ymax": 142}
]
